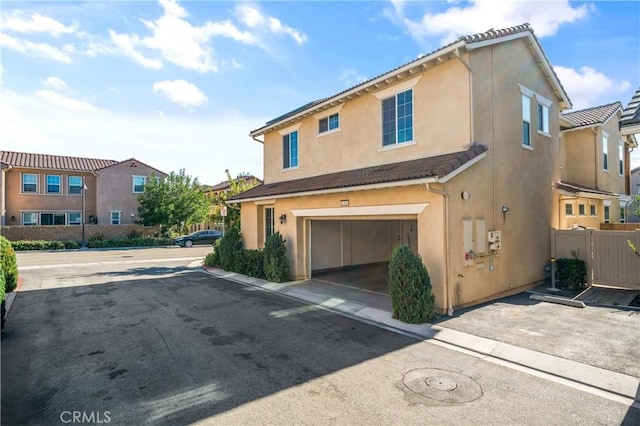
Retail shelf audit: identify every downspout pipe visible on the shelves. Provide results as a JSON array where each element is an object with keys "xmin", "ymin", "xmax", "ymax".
[{"xmin": 427, "ymin": 183, "xmax": 453, "ymax": 316}]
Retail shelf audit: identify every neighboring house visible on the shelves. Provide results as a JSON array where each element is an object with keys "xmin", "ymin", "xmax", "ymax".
[
  {"xmin": 0, "ymin": 151, "xmax": 166, "ymax": 238},
  {"xmin": 557, "ymin": 102, "xmax": 636, "ymax": 228},
  {"xmin": 621, "ymin": 87, "xmax": 640, "ymax": 223},
  {"xmin": 189, "ymin": 175, "xmax": 262, "ymax": 232},
  {"xmin": 229, "ymin": 23, "xmax": 572, "ymax": 314},
  {"xmin": 628, "ymin": 166, "xmax": 640, "ymax": 223}
]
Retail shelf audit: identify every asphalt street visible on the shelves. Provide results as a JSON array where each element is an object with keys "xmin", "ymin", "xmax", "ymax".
[{"xmin": 1, "ymin": 248, "xmax": 638, "ymax": 425}]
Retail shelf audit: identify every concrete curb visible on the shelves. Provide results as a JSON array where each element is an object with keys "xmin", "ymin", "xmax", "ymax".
[
  {"xmin": 529, "ymin": 293, "xmax": 586, "ymax": 308},
  {"xmin": 202, "ymin": 266, "xmax": 640, "ymax": 406}
]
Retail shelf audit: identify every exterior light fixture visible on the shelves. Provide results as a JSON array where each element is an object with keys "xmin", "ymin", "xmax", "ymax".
[
  {"xmin": 502, "ymin": 205, "xmax": 510, "ymax": 213},
  {"xmin": 279, "ymin": 213, "xmax": 287, "ymax": 224}
]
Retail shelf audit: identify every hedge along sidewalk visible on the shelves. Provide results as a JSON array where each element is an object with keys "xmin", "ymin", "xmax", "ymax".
[{"xmin": 201, "ymin": 265, "xmax": 640, "ymax": 409}]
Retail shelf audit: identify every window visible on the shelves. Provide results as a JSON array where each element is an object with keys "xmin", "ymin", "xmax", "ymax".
[
  {"xmin": 69, "ymin": 176, "xmax": 83, "ymax": 195},
  {"xmin": 590, "ymin": 205, "xmax": 597, "ymax": 216},
  {"xmin": 382, "ymin": 89, "xmax": 413, "ymax": 146},
  {"xmin": 602, "ymin": 133, "xmax": 608, "ymax": 171},
  {"xmin": 22, "ymin": 173, "xmax": 37, "ymax": 193},
  {"xmin": 604, "ymin": 205, "xmax": 610, "ymax": 223},
  {"xmin": 22, "ymin": 212, "xmax": 37, "ymax": 225},
  {"xmin": 319, "ymin": 113, "xmax": 339, "ymax": 134},
  {"xmin": 620, "ymin": 206, "xmax": 626, "ymax": 223},
  {"xmin": 265, "ymin": 207, "xmax": 275, "ymax": 239},
  {"xmin": 282, "ymin": 131, "xmax": 298, "ymax": 169},
  {"xmin": 619, "ymin": 143, "xmax": 624, "ymax": 176},
  {"xmin": 132, "ymin": 176, "xmax": 147, "ymax": 193},
  {"xmin": 578, "ymin": 204, "xmax": 586, "ymax": 216},
  {"xmin": 565, "ymin": 203, "xmax": 573, "ymax": 216},
  {"xmin": 46, "ymin": 175, "xmax": 61, "ymax": 194},
  {"xmin": 69, "ymin": 212, "xmax": 82, "ymax": 225},
  {"xmin": 537, "ymin": 104, "xmax": 549, "ymax": 134},
  {"xmin": 522, "ymin": 94, "xmax": 531, "ymax": 147},
  {"xmin": 110, "ymin": 211, "xmax": 121, "ymax": 225},
  {"xmin": 637, "ymin": 184, "xmax": 640, "ymax": 195},
  {"xmin": 40, "ymin": 213, "xmax": 65, "ymax": 225}
]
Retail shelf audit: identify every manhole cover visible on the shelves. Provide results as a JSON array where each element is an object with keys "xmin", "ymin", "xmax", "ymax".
[{"xmin": 403, "ymin": 368, "xmax": 482, "ymax": 403}]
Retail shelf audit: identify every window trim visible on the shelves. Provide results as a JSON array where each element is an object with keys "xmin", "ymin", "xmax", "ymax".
[
  {"xmin": 619, "ymin": 142, "xmax": 624, "ymax": 176},
  {"xmin": 132, "ymin": 176, "xmax": 147, "ymax": 193},
  {"xmin": 40, "ymin": 212, "xmax": 66, "ymax": 225},
  {"xmin": 578, "ymin": 204, "xmax": 586, "ymax": 216},
  {"xmin": 282, "ymin": 130, "xmax": 299, "ymax": 170},
  {"xmin": 264, "ymin": 207, "xmax": 275, "ymax": 241},
  {"xmin": 21, "ymin": 173, "xmax": 38, "ymax": 193},
  {"xmin": 68, "ymin": 212, "xmax": 82, "ymax": 225},
  {"xmin": 69, "ymin": 176, "xmax": 83, "ymax": 195},
  {"xmin": 381, "ymin": 88, "xmax": 414, "ymax": 147},
  {"xmin": 318, "ymin": 112, "xmax": 340, "ymax": 135},
  {"xmin": 602, "ymin": 132, "xmax": 609, "ymax": 172},
  {"xmin": 110, "ymin": 210, "xmax": 122, "ymax": 225},
  {"xmin": 590, "ymin": 204, "xmax": 597, "ymax": 217},
  {"xmin": 46, "ymin": 174, "xmax": 61, "ymax": 194},
  {"xmin": 521, "ymin": 94, "xmax": 532, "ymax": 148},
  {"xmin": 22, "ymin": 212, "xmax": 38, "ymax": 226},
  {"xmin": 604, "ymin": 205, "xmax": 610, "ymax": 223},
  {"xmin": 565, "ymin": 203, "xmax": 574, "ymax": 217}
]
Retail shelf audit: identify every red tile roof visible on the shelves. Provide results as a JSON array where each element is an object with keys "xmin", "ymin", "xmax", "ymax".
[
  {"xmin": 561, "ymin": 102, "xmax": 622, "ymax": 129},
  {"xmin": 206, "ymin": 175, "xmax": 262, "ymax": 192},
  {"xmin": 556, "ymin": 181, "xmax": 616, "ymax": 197},
  {"xmin": 97, "ymin": 157, "xmax": 167, "ymax": 176},
  {"xmin": 229, "ymin": 144, "xmax": 488, "ymax": 201},
  {"xmin": 0, "ymin": 150, "xmax": 117, "ymax": 172}
]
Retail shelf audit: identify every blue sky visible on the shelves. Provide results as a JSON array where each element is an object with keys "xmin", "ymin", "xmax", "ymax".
[{"xmin": 1, "ymin": 0, "xmax": 639, "ymax": 184}]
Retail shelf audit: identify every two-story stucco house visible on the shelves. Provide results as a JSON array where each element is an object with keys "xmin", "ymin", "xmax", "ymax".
[
  {"xmin": 556, "ymin": 102, "xmax": 636, "ymax": 228},
  {"xmin": 229, "ymin": 24, "xmax": 573, "ymax": 314},
  {"xmin": 0, "ymin": 151, "xmax": 166, "ymax": 239}
]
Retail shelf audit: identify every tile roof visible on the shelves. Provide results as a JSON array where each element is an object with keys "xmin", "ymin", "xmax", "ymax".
[
  {"xmin": 0, "ymin": 150, "xmax": 117, "ymax": 172},
  {"xmin": 621, "ymin": 87, "xmax": 640, "ymax": 125},
  {"xmin": 206, "ymin": 175, "xmax": 262, "ymax": 192},
  {"xmin": 229, "ymin": 144, "xmax": 488, "ymax": 201},
  {"xmin": 556, "ymin": 181, "xmax": 616, "ymax": 197},
  {"xmin": 251, "ymin": 23, "xmax": 570, "ymax": 135},
  {"xmin": 561, "ymin": 102, "xmax": 622, "ymax": 129},
  {"xmin": 97, "ymin": 157, "xmax": 167, "ymax": 176}
]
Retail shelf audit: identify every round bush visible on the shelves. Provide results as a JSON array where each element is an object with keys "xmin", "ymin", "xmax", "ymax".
[
  {"xmin": 264, "ymin": 232, "xmax": 289, "ymax": 283},
  {"xmin": 0, "ymin": 237, "xmax": 18, "ymax": 293},
  {"xmin": 388, "ymin": 244, "xmax": 435, "ymax": 323}
]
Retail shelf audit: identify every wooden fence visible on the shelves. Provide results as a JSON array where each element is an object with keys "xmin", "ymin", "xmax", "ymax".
[{"xmin": 551, "ymin": 228, "xmax": 640, "ymax": 289}]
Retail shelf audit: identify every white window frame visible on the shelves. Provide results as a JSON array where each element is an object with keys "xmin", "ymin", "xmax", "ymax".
[
  {"xmin": 318, "ymin": 113, "xmax": 340, "ymax": 135},
  {"xmin": 604, "ymin": 205, "xmax": 610, "ymax": 223},
  {"xmin": 68, "ymin": 212, "xmax": 82, "ymax": 225},
  {"xmin": 265, "ymin": 207, "xmax": 275, "ymax": 240},
  {"xmin": 590, "ymin": 204, "xmax": 597, "ymax": 216},
  {"xmin": 602, "ymin": 132, "xmax": 609, "ymax": 172},
  {"xmin": 578, "ymin": 204, "xmax": 586, "ymax": 216},
  {"xmin": 22, "ymin": 212, "xmax": 38, "ymax": 225},
  {"xmin": 282, "ymin": 130, "xmax": 299, "ymax": 170},
  {"xmin": 110, "ymin": 210, "xmax": 122, "ymax": 225},
  {"xmin": 565, "ymin": 203, "xmax": 574, "ymax": 216},
  {"xmin": 46, "ymin": 174, "xmax": 61, "ymax": 194},
  {"xmin": 536, "ymin": 94, "xmax": 551, "ymax": 136},
  {"xmin": 40, "ymin": 212, "xmax": 66, "ymax": 225},
  {"xmin": 69, "ymin": 176, "xmax": 83, "ymax": 195},
  {"xmin": 22, "ymin": 173, "xmax": 38, "ymax": 193},
  {"xmin": 619, "ymin": 142, "xmax": 624, "ymax": 176},
  {"xmin": 132, "ymin": 176, "xmax": 147, "ymax": 193}
]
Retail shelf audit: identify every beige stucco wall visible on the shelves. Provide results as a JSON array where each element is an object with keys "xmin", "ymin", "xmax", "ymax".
[
  {"xmin": 2, "ymin": 167, "xmax": 97, "ymax": 225},
  {"xmin": 96, "ymin": 161, "xmax": 165, "ymax": 225},
  {"xmin": 262, "ymin": 58, "xmax": 472, "ymax": 183},
  {"xmin": 240, "ymin": 36, "xmax": 567, "ymax": 312}
]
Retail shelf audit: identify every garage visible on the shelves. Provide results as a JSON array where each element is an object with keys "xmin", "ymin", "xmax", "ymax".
[{"xmin": 309, "ymin": 219, "xmax": 418, "ymax": 294}]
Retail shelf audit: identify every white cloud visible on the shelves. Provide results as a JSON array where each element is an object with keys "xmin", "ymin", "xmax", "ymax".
[
  {"xmin": 42, "ymin": 77, "xmax": 68, "ymax": 90},
  {"xmin": 36, "ymin": 90, "xmax": 100, "ymax": 112},
  {"xmin": 108, "ymin": 30, "xmax": 163, "ymax": 69},
  {"xmin": 0, "ymin": 89, "xmax": 264, "ymax": 184},
  {"xmin": 152, "ymin": 80, "xmax": 207, "ymax": 108},
  {"xmin": 0, "ymin": 33, "xmax": 73, "ymax": 63},
  {"xmin": 338, "ymin": 69, "xmax": 368, "ymax": 88},
  {"xmin": 554, "ymin": 66, "xmax": 631, "ymax": 110},
  {"xmin": 0, "ymin": 11, "xmax": 77, "ymax": 37},
  {"xmin": 235, "ymin": 3, "xmax": 307, "ymax": 45},
  {"xmin": 387, "ymin": 0, "xmax": 593, "ymax": 45}
]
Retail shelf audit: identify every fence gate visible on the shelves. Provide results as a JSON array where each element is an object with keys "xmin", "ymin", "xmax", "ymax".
[{"xmin": 551, "ymin": 229, "xmax": 640, "ymax": 290}]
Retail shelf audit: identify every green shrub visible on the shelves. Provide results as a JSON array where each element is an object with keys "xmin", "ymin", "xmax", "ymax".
[
  {"xmin": 263, "ymin": 232, "xmax": 289, "ymax": 283},
  {"xmin": 388, "ymin": 244, "xmax": 435, "ymax": 324},
  {"xmin": 237, "ymin": 249, "xmax": 266, "ymax": 279},
  {"xmin": 87, "ymin": 237, "xmax": 173, "ymax": 248},
  {"xmin": 556, "ymin": 255, "xmax": 587, "ymax": 290},
  {"xmin": 126, "ymin": 229, "xmax": 143, "ymax": 239},
  {"xmin": 0, "ymin": 265, "xmax": 5, "ymax": 302},
  {"xmin": 204, "ymin": 239, "xmax": 221, "ymax": 267},
  {"xmin": 64, "ymin": 240, "xmax": 80, "ymax": 250},
  {"xmin": 0, "ymin": 237, "xmax": 19, "ymax": 293},
  {"xmin": 218, "ymin": 227, "xmax": 243, "ymax": 271}
]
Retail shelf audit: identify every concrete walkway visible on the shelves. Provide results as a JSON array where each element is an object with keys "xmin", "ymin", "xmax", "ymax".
[{"xmin": 203, "ymin": 267, "xmax": 640, "ymax": 410}]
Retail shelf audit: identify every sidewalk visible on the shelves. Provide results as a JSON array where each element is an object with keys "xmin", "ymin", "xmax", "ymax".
[{"xmin": 203, "ymin": 266, "xmax": 640, "ymax": 409}]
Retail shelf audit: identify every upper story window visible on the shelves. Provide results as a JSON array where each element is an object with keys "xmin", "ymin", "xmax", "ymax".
[
  {"xmin": 22, "ymin": 173, "xmax": 37, "ymax": 193},
  {"xmin": 69, "ymin": 176, "xmax": 83, "ymax": 195},
  {"xmin": 382, "ymin": 89, "xmax": 413, "ymax": 147},
  {"xmin": 619, "ymin": 142, "xmax": 624, "ymax": 176},
  {"xmin": 46, "ymin": 175, "xmax": 61, "ymax": 194},
  {"xmin": 132, "ymin": 176, "xmax": 147, "ymax": 193},
  {"xmin": 319, "ymin": 113, "xmax": 339, "ymax": 134},
  {"xmin": 521, "ymin": 94, "xmax": 531, "ymax": 147},
  {"xmin": 282, "ymin": 130, "xmax": 298, "ymax": 169},
  {"xmin": 602, "ymin": 132, "xmax": 609, "ymax": 171}
]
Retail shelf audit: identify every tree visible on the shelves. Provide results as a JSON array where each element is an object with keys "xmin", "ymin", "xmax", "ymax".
[
  {"xmin": 137, "ymin": 169, "xmax": 210, "ymax": 235},
  {"xmin": 210, "ymin": 170, "xmax": 260, "ymax": 230}
]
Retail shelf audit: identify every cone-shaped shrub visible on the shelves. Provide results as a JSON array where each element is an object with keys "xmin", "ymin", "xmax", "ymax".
[
  {"xmin": 0, "ymin": 237, "xmax": 18, "ymax": 293},
  {"xmin": 218, "ymin": 226, "xmax": 243, "ymax": 271},
  {"xmin": 264, "ymin": 232, "xmax": 289, "ymax": 283},
  {"xmin": 388, "ymin": 244, "xmax": 435, "ymax": 323}
]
